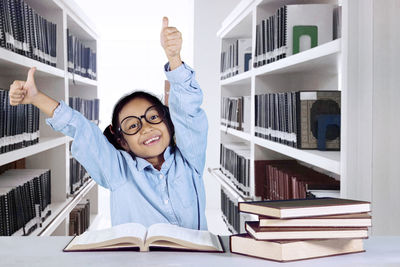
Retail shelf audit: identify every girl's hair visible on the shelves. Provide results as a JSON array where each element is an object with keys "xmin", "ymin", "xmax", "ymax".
[{"xmin": 103, "ymin": 91, "xmax": 175, "ymax": 155}]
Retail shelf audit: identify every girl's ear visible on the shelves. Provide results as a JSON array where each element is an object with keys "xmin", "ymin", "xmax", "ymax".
[{"xmin": 118, "ymin": 137, "xmax": 130, "ymax": 152}]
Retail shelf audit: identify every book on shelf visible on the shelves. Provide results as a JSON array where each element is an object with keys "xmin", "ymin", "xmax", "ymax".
[
  {"xmin": 230, "ymin": 234, "xmax": 365, "ymax": 262},
  {"xmin": 0, "ymin": 0, "xmax": 57, "ymax": 66},
  {"xmin": 220, "ymin": 38, "xmax": 251, "ymax": 80},
  {"xmin": 63, "ymin": 222, "xmax": 224, "ymax": 252},
  {"xmin": 245, "ymin": 221, "xmax": 368, "ymax": 240},
  {"xmin": 255, "ymin": 90, "xmax": 341, "ymax": 150},
  {"xmin": 69, "ymin": 199, "xmax": 90, "ymax": 236},
  {"xmin": 258, "ymin": 213, "xmax": 372, "ymax": 227},
  {"xmin": 67, "ymin": 29, "xmax": 97, "ymax": 80},
  {"xmin": 254, "ymin": 4, "xmax": 334, "ymax": 67},
  {"xmin": 69, "ymin": 157, "xmax": 90, "ymax": 195},
  {"xmin": 221, "ymin": 95, "xmax": 250, "ymax": 132},
  {"xmin": 1, "ymin": 88, "xmax": 40, "ymax": 154},
  {"xmin": 221, "ymin": 187, "xmax": 241, "ymax": 234},
  {"xmin": 238, "ymin": 198, "xmax": 371, "ymax": 219},
  {"xmin": 69, "ymin": 97, "xmax": 100, "ymax": 122},
  {"xmin": 220, "ymin": 142, "xmax": 250, "ymax": 197},
  {"xmin": 0, "ymin": 169, "xmax": 51, "ymax": 236}
]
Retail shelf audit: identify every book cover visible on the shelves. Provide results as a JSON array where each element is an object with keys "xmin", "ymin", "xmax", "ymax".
[{"xmin": 238, "ymin": 198, "xmax": 371, "ymax": 218}]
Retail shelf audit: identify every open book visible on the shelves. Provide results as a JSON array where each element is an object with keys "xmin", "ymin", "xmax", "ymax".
[{"xmin": 63, "ymin": 222, "xmax": 224, "ymax": 252}]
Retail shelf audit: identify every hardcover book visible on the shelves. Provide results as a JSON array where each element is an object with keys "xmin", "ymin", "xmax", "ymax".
[
  {"xmin": 230, "ymin": 234, "xmax": 365, "ymax": 262},
  {"xmin": 238, "ymin": 198, "xmax": 371, "ymax": 218},
  {"xmin": 245, "ymin": 221, "xmax": 368, "ymax": 240},
  {"xmin": 259, "ymin": 213, "xmax": 372, "ymax": 227},
  {"xmin": 63, "ymin": 222, "xmax": 224, "ymax": 252}
]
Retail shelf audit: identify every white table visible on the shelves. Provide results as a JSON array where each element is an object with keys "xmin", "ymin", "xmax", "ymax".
[{"xmin": 0, "ymin": 236, "xmax": 399, "ymax": 266}]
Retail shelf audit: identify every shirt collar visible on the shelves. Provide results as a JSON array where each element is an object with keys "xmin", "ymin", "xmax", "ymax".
[{"xmin": 136, "ymin": 146, "xmax": 174, "ymax": 172}]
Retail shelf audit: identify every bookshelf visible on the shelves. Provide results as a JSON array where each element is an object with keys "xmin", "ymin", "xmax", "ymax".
[
  {"xmin": 211, "ymin": 0, "xmax": 379, "ymax": 234},
  {"xmin": 0, "ymin": 0, "xmax": 99, "ymax": 236}
]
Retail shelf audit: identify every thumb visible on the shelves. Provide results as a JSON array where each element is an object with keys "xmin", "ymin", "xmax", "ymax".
[
  {"xmin": 26, "ymin": 67, "xmax": 36, "ymax": 85},
  {"xmin": 162, "ymin": 16, "xmax": 168, "ymax": 29}
]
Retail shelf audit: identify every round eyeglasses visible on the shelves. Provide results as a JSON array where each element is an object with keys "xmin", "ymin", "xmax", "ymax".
[{"xmin": 119, "ymin": 105, "xmax": 165, "ymax": 135}]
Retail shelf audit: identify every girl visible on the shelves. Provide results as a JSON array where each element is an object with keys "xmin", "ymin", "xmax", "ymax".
[{"xmin": 8, "ymin": 17, "xmax": 208, "ymax": 230}]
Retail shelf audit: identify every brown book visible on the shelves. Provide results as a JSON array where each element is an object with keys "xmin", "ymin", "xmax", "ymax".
[
  {"xmin": 64, "ymin": 222, "xmax": 224, "ymax": 252},
  {"xmin": 254, "ymin": 160, "xmax": 296, "ymax": 198},
  {"xmin": 238, "ymin": 198, "xmax": 371, "ymax": 218},
  {"xmin": 245, "ymin": 221, "xmax": 368, "ymax": 240},
  {"xmin": 258, "ymin": 213, "xmax": 372, "ymax": 227},
  {"xmin": 230, "ymin": 234, "xmax": 365, "ymax": 262}
]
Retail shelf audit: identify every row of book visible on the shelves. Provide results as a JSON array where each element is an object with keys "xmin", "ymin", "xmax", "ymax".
[
  {"xmin": 220, "ymin": 38, "xmax": 252, "ymax": 80},
  {"xmin": 220, "ymin": 142, "xmax": 250, "ymax": 197},
  {"xmin": 0, "ymin": 169, "xmax": 51, "ymax": 236},
  {"xmin": 230, "ymin": 198, "xmax": 371, "ymax": 262},
  {"xmin": 220, "ymin": 141, "xmax": 339, "ymax": 200},
  {"xmin": 67, "ymin": 29, "xmax": 97, "ymax": 80},
  {"xmin": 221, "ymin": 96, "xmax": 250, "ymax": 132},
  {"xmin": 70, "ymin": 157, "xmax": 90, "ymax": 195},
  {"xmin": 69, "ymin": 97, "xmax": 100, "ymax": 122},
  {"xmin": 221, "ymin": 188, "xmax": 241, "ymax": 233},
  {"xmin": 0, "ymin": 0, "xmax": 57, "ymax": 66},
  {"xmin": 69, "ymin": 199, "xmax": 90, "ymax": 236},
  {"xmin": 255, "ymin": 90, "xmax": 341, "ymax": 150},
  {"xmin": 254, "ymin": 160, "xmax": 339, "ymax": 201},
  {"xmin": 253, "ymin": 4, "xmax": 336, "ymax": 68},
  {"xmin": 0, "ymin": 88, "xmax": 40, "ymax": 154}
]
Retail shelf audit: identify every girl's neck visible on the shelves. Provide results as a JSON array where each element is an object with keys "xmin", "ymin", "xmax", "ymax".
[{"xmin": 146, "ymin": 154, "xmax": 165, "ymax": 171}]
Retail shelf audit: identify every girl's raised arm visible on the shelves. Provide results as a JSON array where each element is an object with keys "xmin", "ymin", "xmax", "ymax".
[{"xmin": 8, "ymin": 67, "xmax": 128, "ymax": 191}]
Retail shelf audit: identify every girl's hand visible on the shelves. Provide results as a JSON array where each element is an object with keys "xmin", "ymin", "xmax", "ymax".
[
  {"xmin": 9, "ymin": 67, "xmax": 39, "ymax": 106},
  {"xmin": 160, "ymin": 17, "xmax": 182, "ymax": 70}
]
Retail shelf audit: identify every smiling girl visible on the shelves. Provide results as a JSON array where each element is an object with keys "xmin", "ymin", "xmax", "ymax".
[{"xmin": 8, "ymin": 17, "xmax": 208, "ymax": 230}]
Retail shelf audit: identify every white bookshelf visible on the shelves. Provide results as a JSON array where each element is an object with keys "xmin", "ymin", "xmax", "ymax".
[
  {"xmin": 214, "ymin": 0, "xmax": 345, "ymax": 233},
  {"xmin": 214, "ymin": 0, "xmax": 400, "ymax": 235},
  {"xmin": 0, "ymin": 0, "xmax": 99, "ymax": 236}
]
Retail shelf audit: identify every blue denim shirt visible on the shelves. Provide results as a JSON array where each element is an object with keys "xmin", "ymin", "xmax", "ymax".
[{"xmin": 46, "ymin": 63, "xmax": 208, "ymax": 230}]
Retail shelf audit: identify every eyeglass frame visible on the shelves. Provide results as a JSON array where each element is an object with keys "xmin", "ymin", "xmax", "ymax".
[{"xmin": 118, "ymin": 105, "xmax": 166, "ymax": 135}]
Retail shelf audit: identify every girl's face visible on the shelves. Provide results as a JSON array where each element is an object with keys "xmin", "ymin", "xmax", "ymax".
[{"xmin": 118, "ymin": 97, "xmax": 171, "ymax": 160}]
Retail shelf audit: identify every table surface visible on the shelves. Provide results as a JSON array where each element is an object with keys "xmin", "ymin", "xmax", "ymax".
[{"xmin": 0, "ymin": 236, "xmax": 399, "ymax": 267}]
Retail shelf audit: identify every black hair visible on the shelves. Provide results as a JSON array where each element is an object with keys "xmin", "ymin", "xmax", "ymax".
[{"xmin": 103, "ymin": 91, "xmax": 175, "ymax": 156}]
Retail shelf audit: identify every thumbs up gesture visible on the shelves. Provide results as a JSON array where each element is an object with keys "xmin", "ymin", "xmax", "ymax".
[
  {"xmin": 160, "ymin": 17, "xmax": 182, "ymax": 70},
  {"xmin": 9, "ymin": 67, "xmax": 39, "ymax": 106}
]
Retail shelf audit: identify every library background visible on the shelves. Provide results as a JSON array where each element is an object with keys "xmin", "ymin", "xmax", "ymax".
[{"xmin": 0, "ymin": 0, "xmax": 399, "ymax": 242}]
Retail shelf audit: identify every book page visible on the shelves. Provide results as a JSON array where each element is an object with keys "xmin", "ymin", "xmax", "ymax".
[
  {"xmin": 68, "ymin": 222, "xmax": 147, "ymax": 248},
  {"xmin": 146, "ymin": 223, "xmax": 223, "ymax": 251}
]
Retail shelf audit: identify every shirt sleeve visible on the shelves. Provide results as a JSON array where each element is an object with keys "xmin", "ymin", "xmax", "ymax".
[
  {"xmin": 164, "ymin": 62, "xmax": 208, "ymax": 176},
  {"xmin": 45, "ymin": 100, "xmax": 127, "ymax": 191}
]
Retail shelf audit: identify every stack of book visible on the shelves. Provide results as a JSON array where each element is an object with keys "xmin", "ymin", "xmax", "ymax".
[
  {"xmin": 69, "ymin": 97, "xmax": 100, "ymax": 123},
  {"xmin": 230, "ymin": 198, "xmax": 371, "ymax": 262}
]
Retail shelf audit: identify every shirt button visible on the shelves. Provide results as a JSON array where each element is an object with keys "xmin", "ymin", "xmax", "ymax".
[
  {"xmin": 159, "ymin": 174, "xmax": 164, "ymax": 179},
  {"xmin": 164, "ymin": 199, "xmax": 169, "ymax": 204}
]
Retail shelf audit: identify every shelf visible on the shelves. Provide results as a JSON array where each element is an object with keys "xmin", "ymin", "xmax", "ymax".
[
  {"xmin": 0, "ymin": 47, "xmax": 65, "ymax": 78},
  {"xmin": 254, "ymin": 39, "xmax": 341, "ymax": 76},
  {"xmin": 0, "ymin": 137, "xmax": 68, "ymax": 165},
  {"xmin": 217, "ymin": 1, "xmax": 255, "ymax": 39},
  {"xmin": 253, "ymin": 136, "xmax": 340, "ymax": 175},
  {"xmin": 208, "ymin": 167, "xmax": 252, "ymax": 202},
  {"xmin": 220, "ymin": 126, "xmax": 251, "ymax": 141},
  {"xmin": 68, "ymin": 73, "xmax": 98, "ymax": 87},
  {"xmin": 36, "ymin": 179, "xmax": 96, "ymax": 236},
  {"xmin": 220, "ymin": 71, "xmax": 252, "ymax": 86}
]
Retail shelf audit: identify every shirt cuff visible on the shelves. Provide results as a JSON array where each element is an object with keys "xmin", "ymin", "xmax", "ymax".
[
  {"xmin": 45, "ymin": 100, "xmax": 74, "ymax": 131},
  {"xmin": 164, "ymin": 62, "xmax": 194, "ymax": 83}
]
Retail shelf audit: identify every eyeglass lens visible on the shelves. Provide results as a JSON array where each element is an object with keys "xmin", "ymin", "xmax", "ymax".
[{"xmin": 120, "ymin": 106, "xmax": 164, "ymax": 135}]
